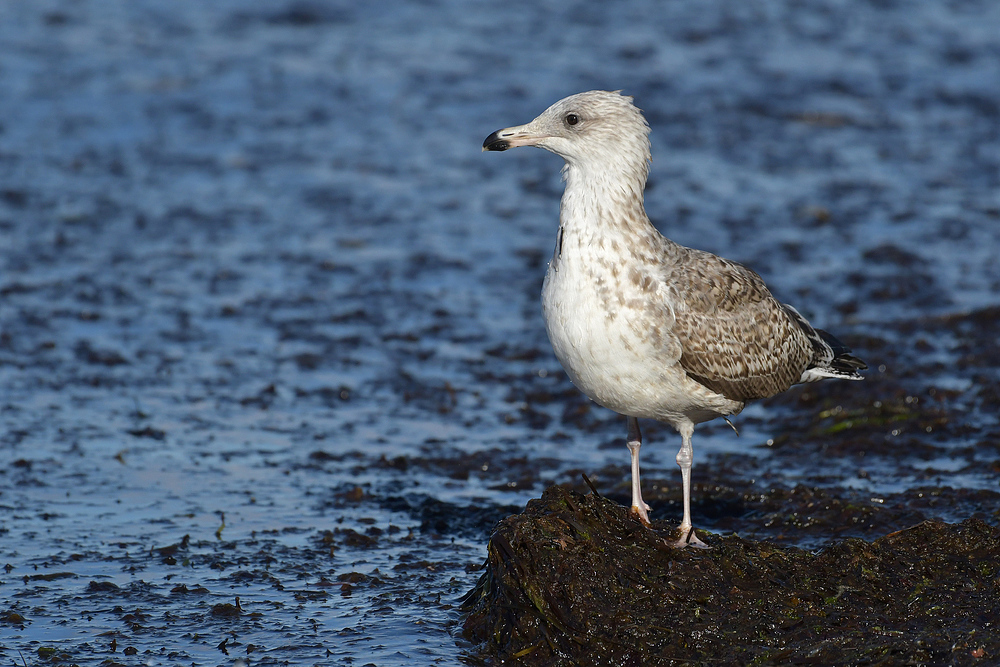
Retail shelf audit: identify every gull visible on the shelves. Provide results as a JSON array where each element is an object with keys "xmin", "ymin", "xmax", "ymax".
[{"xmin": 483, "ymin": 91, "xmax": 866, "ymax": 547}]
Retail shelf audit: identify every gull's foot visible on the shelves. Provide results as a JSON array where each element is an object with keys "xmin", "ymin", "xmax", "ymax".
[
  {"xmin": 672, "ymin": 527, "xmax": 710, "ymax": 549},
  {"xmin": 629, "ymin": 504, "xmax": 652, "ymax": 527}
]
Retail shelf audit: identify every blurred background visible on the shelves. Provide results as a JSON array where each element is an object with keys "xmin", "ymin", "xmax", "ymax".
[{"xmin": 1, "ymin": 1, "xmax": 998, "ymax": 664}]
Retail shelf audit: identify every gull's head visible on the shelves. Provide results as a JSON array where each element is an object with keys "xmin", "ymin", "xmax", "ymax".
[{"xmin": 483, "ymin": 91, "xmax": 651, "ymax": 177}]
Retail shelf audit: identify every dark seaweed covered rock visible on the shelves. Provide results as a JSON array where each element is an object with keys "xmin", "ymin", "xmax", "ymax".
[{"xmin": 463, "ymin": 486, "xmax": 1000, "ymax": 666}]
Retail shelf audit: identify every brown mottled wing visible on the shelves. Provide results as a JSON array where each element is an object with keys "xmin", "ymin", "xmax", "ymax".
[{"xmin": 665, "ymin": 248, "xmax": 813, "ymax": 402}]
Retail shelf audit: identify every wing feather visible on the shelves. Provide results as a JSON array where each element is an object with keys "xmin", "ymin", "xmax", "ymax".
[{"xmin": 664, "ymin": 248, "xmax": 814, "ymax": 402}]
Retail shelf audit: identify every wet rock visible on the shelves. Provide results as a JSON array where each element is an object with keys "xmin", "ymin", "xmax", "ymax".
[
  {"xmin": 169, "ymin": 584, "xmax": 208, "ymax": 595},
  {"xmin": 151, "ymin": 534, "xmax": 190, "ymax": 560},
  {"xmin": 210, "ymin": 602, "xmax": 240, "ymax": 618},
  {"xmin": 336, "ymin": 527, "xmax": 378, "ymax": 548},
  {"xmin": 127, "ymin": 425, "xmax": 167, "ymax": 440},
  {"xmin": 85, "ymin": 581, "xmax": 121, "ymax": 594},
  {"xmin": 0, "ymin": 610, "xmax": 27, "ymax": 626},
  {"xmin": 25, "ymin": 572, "xmax": 75, "ymax": 582},
  {"xmin": 463, "ymin": 486, "xmax": 1000, "ymax": 666}
]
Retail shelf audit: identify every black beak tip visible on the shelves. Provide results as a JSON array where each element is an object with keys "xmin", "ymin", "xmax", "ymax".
[{"xmin": 483, "ymin": 130, "xmax": 510, "ymax": 152}]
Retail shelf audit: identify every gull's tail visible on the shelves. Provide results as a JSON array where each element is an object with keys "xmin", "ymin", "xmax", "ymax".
[{"xmin": 782, "ymin": 304, "xmax": 867, "ymax": 383}]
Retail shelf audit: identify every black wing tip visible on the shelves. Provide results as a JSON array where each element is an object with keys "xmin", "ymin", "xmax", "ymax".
[
  {"xmin": 830, "ymin": 357, "xmax": 868, "ymax": 379},
  {"xmin": 834, "ymin": 354, "xmax": 868, "ymax": 372},
  {"xmin": 817, "ymin": 329, "xmax": 868, "ymax": 371}
]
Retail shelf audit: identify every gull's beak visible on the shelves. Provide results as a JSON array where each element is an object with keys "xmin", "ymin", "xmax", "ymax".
[{"xmin": 482, "ymin": 123, "xmax": 546, "ymax": 152}]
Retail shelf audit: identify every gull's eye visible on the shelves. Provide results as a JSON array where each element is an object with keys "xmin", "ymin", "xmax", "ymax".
[{"xmin": 565, "ymin": 113, "xmax": 580, "ymax": 127}]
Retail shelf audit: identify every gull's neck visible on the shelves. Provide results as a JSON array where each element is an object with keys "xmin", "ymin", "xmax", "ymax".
[{"xmin": 558, "ymin": 156, "xmax": 659, "ymax": 243}]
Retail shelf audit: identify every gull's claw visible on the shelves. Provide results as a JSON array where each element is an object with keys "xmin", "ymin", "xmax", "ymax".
[
  {"xmin": 673, "ymin": 527, "xmax": 710, "ymax": 549},
  {"xmin": 630, "ymin": 504, "xmax": 652, "ymax": 527}
]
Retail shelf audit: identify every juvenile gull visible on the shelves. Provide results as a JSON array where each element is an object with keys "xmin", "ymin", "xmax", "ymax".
[{"xmin": 483, "ymin": 91, "xmax": 866, "ymax": 547}]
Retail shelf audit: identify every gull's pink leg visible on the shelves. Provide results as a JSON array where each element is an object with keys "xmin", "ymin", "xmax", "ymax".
[
  {"xmin": 674, "ymin": 421, "xmax": 709, "ymax": 548},
  {"xmin": 626, "ymin": 416, "xmax": 652, "ymax": 525}
]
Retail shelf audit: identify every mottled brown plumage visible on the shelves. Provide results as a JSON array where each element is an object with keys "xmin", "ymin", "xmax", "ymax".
[{"xmin": 665, "ymin": 246, "xmax": 817, "ymax": 402}]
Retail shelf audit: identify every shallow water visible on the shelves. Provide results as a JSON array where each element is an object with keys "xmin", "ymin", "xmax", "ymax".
[{"xmin": 2, "ymin": 0, "xmax": 999, "ymax": 664}]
